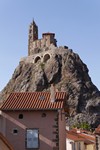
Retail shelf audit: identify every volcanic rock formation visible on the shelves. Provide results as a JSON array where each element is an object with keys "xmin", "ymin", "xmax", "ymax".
[
  {"xmin": 0, "ymin": 20, "xmax": 100, "ymax": 128},
  {"xmin": 0, "ymin": 46, "xmax": 100, "ymax": 128}
]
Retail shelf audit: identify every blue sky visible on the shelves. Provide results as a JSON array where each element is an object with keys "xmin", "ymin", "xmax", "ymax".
[{"xmin": 0, "ymin": 0, "xmax": 100, "ymax": 91}]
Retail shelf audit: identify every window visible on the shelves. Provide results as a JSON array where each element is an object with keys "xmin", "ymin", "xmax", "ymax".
[
  {"xmin": 78, "ymin": 142, "xmax": 81, "ymax": 150},
  {"xmin": 26, "ymin": 129, "xmax": 39, "ymax": 149},
  {"xmin": 41, "ymin": 112, "xmax": 46, "ymax": 117},
  {"xmin": 12, "ymin": 129, "xmax": 18, "ymax": 135},
  {"xmin": 19, "ymin": 114, "xmax": 23, "ymax": 119},
  {"xmin": 71, "ymin": 142, "xmax": 76, "ymax": 150}
]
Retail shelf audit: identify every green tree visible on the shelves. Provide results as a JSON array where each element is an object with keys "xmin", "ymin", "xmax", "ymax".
[{"xmin": 73, "ymin": 122, "xmax": 91, "ymax": 131}]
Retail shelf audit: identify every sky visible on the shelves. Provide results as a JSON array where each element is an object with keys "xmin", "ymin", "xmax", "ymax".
[{"xmin": 0, "ymin": 0, "xmax": 100, "ymax": 91}]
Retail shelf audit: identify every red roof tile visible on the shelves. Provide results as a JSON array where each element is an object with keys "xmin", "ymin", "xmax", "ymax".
[
  {"xmin": 66, "ymin": 129, "xmax": 96, "ymax": 144},
  {"xmin": 1, "ymin": 92, "xmax": 66, "ymax": 111},
  {"xmin": 66, "ymin": 130, "xmax": 84, "ymax": 141}
]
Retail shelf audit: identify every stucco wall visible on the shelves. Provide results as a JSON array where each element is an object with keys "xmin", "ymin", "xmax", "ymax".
[
  {"xmin": 66, "ymin": 140, "xmax": 85, "ymax": 150},
  {"xmin": 75, "ymin": 142, "xmax": 84, "ymax": 150},
  {"xmin": 0, "ymin": 132, "xmax": 14, "ymax": 150},
  {"xmin": 66, "ymin": 139, "xmax": 73, "ymax": 150},
  {"xmin": 0, "ymin": 110, "xmax": 66, "ymax": 150},
  {"xmin": 0, "ymin": 115, "xmax": 6, "ymax": 136},
  {"xmin": 59, "ymin": 110, "xmax": 66, "ymax": 150},
  {"xmin": 0, "ymin": 116, "xmax": 2, "ymax": 133},
  {"xmin": 0, "ymin": 139, "xmax": 11, "ymax": 150},
  {"xmin": 86, "ymin": 144, "xmax": 96, "ymax": 150}
]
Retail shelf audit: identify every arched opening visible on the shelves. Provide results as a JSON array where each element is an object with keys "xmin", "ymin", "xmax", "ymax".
[
  {"xmin": 43, "ymin": 54, "xmax": 50, "ymax": 62},
  {"xmin": 34, "ymin": 56, "xmax": 41, "ymax": 63}
]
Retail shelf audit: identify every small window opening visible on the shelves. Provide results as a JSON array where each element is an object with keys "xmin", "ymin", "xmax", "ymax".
[
  {"xmin": 19, "ymin": 114, "xmax": 23, "ymax": 119},
  {"xmin": 13, "ymin": 129, "xmax": 18, "ymax": 134},
  {"xmin": 42, "ymin": 113, "xmax": 46, "ymax": 117}
]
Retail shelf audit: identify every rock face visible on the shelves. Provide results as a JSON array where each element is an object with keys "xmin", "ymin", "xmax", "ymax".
[{"xmin": 0, "ymin": 47, "xmax": 100, "ymax": 128}]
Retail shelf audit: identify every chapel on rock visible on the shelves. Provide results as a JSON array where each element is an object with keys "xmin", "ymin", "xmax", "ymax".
[
  {"xmin": 28, "ymin": 20, "xmax": 57, "ymax": 55},
  {"xmin": 20, "ymin": 20, "xmax": 61, "ymax": 64}
]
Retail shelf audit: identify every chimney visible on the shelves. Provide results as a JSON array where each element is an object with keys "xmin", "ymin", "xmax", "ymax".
[
  {"xmin": 50, "ymin": 84, "xmax": 56, "ymax": 102},
  {"xmin": 66, "ymin": 125, "xmax": 70, "ymax": 131},
  {"xmin": 77, "ymin": 129, "xmax": 81, "ymax": 133}
]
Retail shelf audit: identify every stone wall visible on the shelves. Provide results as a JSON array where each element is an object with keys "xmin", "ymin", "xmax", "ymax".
[
  {"xmin": 20, "ymin": 46, "xmax": 68, "ymax": 64},
  {"xmin": 21, "ymin": 46, "xmax": 56, "ymax": 64},
  {"xmin": 29, "ymin": 33, "xmax": 57, "ymax": 56}
]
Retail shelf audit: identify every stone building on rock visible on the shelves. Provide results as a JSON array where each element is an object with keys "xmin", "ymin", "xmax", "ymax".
[{"xmin": 28, "ymin": 20, "xmax": 57, "ymax": 56}]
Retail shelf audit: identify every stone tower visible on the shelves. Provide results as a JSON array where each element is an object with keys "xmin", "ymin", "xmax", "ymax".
[
  {"xmin": 28, "ymin": 20, "xmax": 38, "ymax": 55},
  {"xmin": 28, "ymin": 20, "xmax": 57, "ymax": 56}
]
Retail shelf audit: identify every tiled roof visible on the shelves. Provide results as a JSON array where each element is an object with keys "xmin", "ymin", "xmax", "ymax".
[
  {"xmin": 1, "ymin": 92, "xmax": 66, "ymax": 111},
  {"xmin": 0, "ymin": 132, "xmax": 14, "ymax": 150},
  {"xmin": 66, "ymin": 130, "xmax": 84, "ymax": 141},
  {"xmin": 66, "ymin": 129, "xmax": 95, "ymax": 144},
  {"xmin": 72, "ymin": 128, "xmax": 95, "ymax": 142}
]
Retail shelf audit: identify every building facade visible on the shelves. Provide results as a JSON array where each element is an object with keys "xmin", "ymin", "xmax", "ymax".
[
  {"xmin": 0, "ymin": 132, "xmax": 14, "ymax": 150},
  {"xmin": 0, "ymin": 91, "xmax": 66, "ymax": 150},
  {"xmin": 95, "ymin": 125, "xmax": 100, "ymax": 150},
  {"xmin": 20, "ymin": 20, "xmax": 69, "ymax": 65},
  {"xmin": 66, "ymin": 129, "xmax": 96, "ymax": 150}
]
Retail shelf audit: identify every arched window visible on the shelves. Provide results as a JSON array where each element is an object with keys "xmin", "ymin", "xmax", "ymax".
[
  {"xmin": 34, "ymin": 56, "xmax": 41, "ymax": 63},
  {"xmin": 43, "ymin": 54, "xmax": 50, "ymax": 62}
]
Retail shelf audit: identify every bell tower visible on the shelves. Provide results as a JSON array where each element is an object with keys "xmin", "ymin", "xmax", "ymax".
[{"xmin": 28, "ymin": 20, "xmax": 38, "ymax": 55}]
